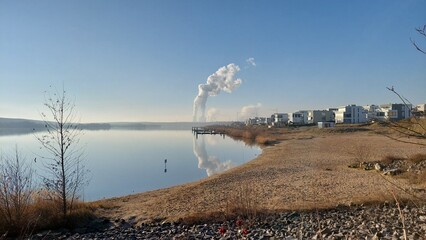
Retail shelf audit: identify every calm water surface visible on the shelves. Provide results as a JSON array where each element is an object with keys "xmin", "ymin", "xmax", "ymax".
[{"xmin": 0, "ymin": 130, "xmax": 260, "ymax": 201}]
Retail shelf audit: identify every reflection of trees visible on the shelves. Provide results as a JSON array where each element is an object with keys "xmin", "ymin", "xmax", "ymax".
[{"xmin": 193, "ymin": 136, "xmax": 233, "ymax": 176}]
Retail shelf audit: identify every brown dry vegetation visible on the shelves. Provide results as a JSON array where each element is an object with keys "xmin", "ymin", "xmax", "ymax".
[
  {"xmin": 409, "ymin": 153, "xmax": 426, "ymax": 164},
  {"xmin": 0, "ymin": 196, "xmax": 95, "ymax": 237},
  {"xmin": 94, "ymin": 124, "xmax": 426, "ymax": 225},
  {"xmin": 209, "ymin": 125, "xmax": 282, "ymax": 146}
]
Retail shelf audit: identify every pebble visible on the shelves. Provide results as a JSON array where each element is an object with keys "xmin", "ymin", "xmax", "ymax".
[{"xmin": 30, "ymin": 204, "xmax": 426, "ymax": 239}]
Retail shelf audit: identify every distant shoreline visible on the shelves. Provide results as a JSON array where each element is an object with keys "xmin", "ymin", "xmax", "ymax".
[{"xmin": 0, "ymin": 117, "xmax": 233, "ymax": 135}]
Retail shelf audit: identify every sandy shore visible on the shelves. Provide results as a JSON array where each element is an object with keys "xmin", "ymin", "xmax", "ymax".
[{"xmin": 94, "ymin": 126, "xmax": 426, "ymax": 224}]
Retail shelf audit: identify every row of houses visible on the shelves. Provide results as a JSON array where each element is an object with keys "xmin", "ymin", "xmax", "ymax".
[{"xmin": 245, "ymin": 103, "xmax": 426, "ymax": 126}]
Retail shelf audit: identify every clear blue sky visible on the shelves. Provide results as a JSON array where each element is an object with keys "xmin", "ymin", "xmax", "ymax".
[{"xmin": 1, "ymin": 0, "xmax": 425, "ymax": 122}]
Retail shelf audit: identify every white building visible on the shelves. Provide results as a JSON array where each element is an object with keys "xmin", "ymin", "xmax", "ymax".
[
  {"xmin": 334, "ymin": 105, "xmax": 367, "ymax": 124},
  {"xmin": 416, "ymin": 104, "xmax": 426, "ymax": 113},
  {"xmin": 380, "ymin": 103, "xmax": 412, "ymax": 121},
  {"xmin": 271, "ymin": 113, "xmax": 289, "ymax": 127},
  {"xmin": 307, "ymin": 110, "xmax": 335, "ymax": 124},
  {"xmin": 363, "ymin": 105, "xmax": 386, "ymax": 122},
  {"xmin": 245, "ymin": 117, "xmax": 270, "ymax": 125},
  {"xmin": 290, "ymin": 111, "xmax": 309, "ymax": 125}
]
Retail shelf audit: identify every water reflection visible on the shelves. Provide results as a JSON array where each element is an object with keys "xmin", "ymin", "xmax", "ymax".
[
  {"xmin": 0, "ymin": 130, "xmax": 260, "ymax": 200},
  {"xmin": 193, "ymin": 135, "xmax": 233, "ymax": 176}
]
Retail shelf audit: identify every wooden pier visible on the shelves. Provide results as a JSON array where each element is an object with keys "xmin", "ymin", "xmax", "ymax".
[{"xmin": 192, "ymin": 127, "xmax": 225, "ymax": 138}]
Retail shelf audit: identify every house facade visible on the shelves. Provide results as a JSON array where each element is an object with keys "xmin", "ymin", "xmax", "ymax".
[
  {"xmin": 363, "ymin": 105, "xmax": 386, "ymax": 122},
  {"xmin": 245, "ymin": 117, "xmax": 270, "ymax": 125},
  {"xmin": 334, "ymin": 105, "xmax": 367, "ymax": 124},
  {"xmin": 271, "ymin": 113, "xmax": 289, "ymax": 127},
  {"xmin": 290, "ymin": 111, "xmax": 308, "ymax": 125},
  {"xmin": 380, "ymin": 103, "xmax": 412, "ymax": 121},
  {"xmin": 416, "ymin": 104, "xmax": 425, "ymax": 114},
  {"xmin": 416, "ymin": 104, "xmax": 426, "ymax": 117},
  {"xmin": 307, "ymin": 110, "xmax": 335, "ymax": 124}
]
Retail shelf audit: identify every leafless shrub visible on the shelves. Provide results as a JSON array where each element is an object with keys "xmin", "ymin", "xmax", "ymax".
[
  {"xmin": 0, "ymin": 146, "xmax": 34, "ymax": 236},
  {"xmin": 350, "ymin": 144, "xmax": 373, "ymax": 164},
  {"xmin": 222, "ymin": 183, "xmax": 262, "ymax": 220}
]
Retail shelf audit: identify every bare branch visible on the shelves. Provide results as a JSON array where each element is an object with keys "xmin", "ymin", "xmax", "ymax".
[
  {"xmin": 411, "ymin": 24, "xmax": 426, "ymax": 55},
  {"xmin": 410, "ymin": 38, "xmax": 426, "ymax": 54}
]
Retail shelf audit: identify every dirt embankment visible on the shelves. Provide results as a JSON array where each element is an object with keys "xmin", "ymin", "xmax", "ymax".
[{"xmin": 94, "ymin": 125, "xmax": 426, "ymax": 224}]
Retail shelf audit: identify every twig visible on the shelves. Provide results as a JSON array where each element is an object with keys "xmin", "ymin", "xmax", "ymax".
[
  {"xmin": 390, "ymin": 191, "xmax": 407, "ymax": 240},
  {"xmin": 377, "ymin": 130, "xmax": 426, "ymax": 146},
  {"xmin": 386, "ymin": 86, "xmax": 426, "ymax": 134},
  {"xmin": 378, "ymin": 173, "xmax": 421, "ymax": 207}
]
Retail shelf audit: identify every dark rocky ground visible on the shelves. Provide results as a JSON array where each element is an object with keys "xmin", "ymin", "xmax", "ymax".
[{"xmin": 31, "ymin": 203, "xmax": 426, "ymax": 240}]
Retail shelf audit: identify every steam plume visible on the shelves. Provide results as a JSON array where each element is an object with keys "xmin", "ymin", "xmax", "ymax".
[
  {"xmin": 240, "ymin": 103, "xmax": 262, "ymax": 119},
  {"xmin": 246, "ymin": 57, "xmax": 256, "ymax": 67},
  {"xmin": 193, "ymin": 63, "xmax": 242, "ymax": 122}
]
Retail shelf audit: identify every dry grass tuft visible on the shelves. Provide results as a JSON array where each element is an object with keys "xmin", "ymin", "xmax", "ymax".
[
  {"xmin": 223, "ymin": 184, "xmax": 261, "ymax": 219},
  {"xmin": 405, "ymin": 171, "xmax": 426, "ymax": 185},
  {"xmin": 179, "ymin": 211, "xmax": 227, "ymax": 225},
  {"xmin": 408, "ymin": 153, "xmax": 426, "ymax": 164},
  {"xmin": 349, "ymin": 144, "xmax": 373, "ymax": 164},
  {"xmin": 179, "ymin": 183, "xmax": 266, "ymax": 225},
  {"xmin": 210, "ymin": 126, "xmax": 280, "ymax": 146},
  {"xmin": 0, "ymin": 195, "xmax": 96, "ymax": 238},
  {"xmin": 255, "ymin": 135, "xmax": 272, "ymax": 145},
  {"xmin": 380, "ymin": 155, "xmax": 406, "ymax": 165}
]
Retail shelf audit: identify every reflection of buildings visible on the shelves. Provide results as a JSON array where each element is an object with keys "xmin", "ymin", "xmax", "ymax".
[{"xmin": 193, "ymin": 136, "xmax": 233, "ymax": 176}]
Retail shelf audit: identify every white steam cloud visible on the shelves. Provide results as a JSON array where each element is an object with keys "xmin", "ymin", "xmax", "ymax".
[
  {"xmin": 206, "ymin": 108, "xmax": 220, "ymax": 122},
  {"xmin": 193, "ymin": 137, "xmax": 233, "ymax": 176},
  {"xmin": 240, "ymin": 103, "xmax": 262, "ymax": 119},
  {"xmin": 246, "ymin": 57, "xmax": 256, "ymax": 67},
  {"xmin": 193, "ymin": 63, "xmax": 242, "ymax": 122}
]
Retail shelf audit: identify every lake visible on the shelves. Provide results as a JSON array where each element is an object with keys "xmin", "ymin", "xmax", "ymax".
[{"xmin": 0, "ymin": 129, "xmax": 261, "ymax": 201}]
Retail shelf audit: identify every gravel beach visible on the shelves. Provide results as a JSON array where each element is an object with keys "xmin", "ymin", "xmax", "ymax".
[{"xmin": 35, "ymin": 204, "xmax": 426, "ymax": 239}]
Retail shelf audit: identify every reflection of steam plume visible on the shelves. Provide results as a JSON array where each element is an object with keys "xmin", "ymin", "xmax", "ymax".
[
  {"xmin": 193, "ymin": 136, "xmax": 233, "ymax": 176},
  {"xmin": 193, "ymin": 64, "xmax": 242, "ymax": 122}
]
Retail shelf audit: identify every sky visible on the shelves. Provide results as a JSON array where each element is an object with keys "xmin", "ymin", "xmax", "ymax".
[{"xmin": 1, "ymin": 0, "xmax": 425, "ymax": 123}]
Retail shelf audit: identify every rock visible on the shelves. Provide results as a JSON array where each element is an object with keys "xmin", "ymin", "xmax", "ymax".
[
  {"xmin": 29, "ymin": 204, "xmax": 426, "ymax": 239},
  {"xmin": 383, "ymin": 169, "xmax": 402, "ymax": 175},
  {"xmin": 73, "ymin": 228, "xmax": 87, "ymax": 234},
  {"xmin": 375, "ymin": 163, "xmax": 383, "ymax": 171}
]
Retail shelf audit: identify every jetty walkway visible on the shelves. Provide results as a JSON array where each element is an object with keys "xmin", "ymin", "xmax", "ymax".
[{"xmin": 191, "ymin": 127, "xmax": 225, "ymax": 138}]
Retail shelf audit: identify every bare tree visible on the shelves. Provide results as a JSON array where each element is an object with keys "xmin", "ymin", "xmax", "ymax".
[
  {"xmin": 411, "ymin": 24, "xmax": 426, "ymax": 55},
  {"xmin": 379, "ymin": 25, "xmax": 426, "ymax": 145},
  {"xmin": 382, "ymin": 87, "xmax": 426, "ymax": 146},
  {"xmin": 35, "ymin": 88, "xmax": 88, "ymax": 218},
  {"xmin": 0, "ymin": 146, "xmax": 34, "ymax": 233}
]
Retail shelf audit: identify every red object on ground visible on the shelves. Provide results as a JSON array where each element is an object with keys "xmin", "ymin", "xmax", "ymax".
[{"xmin": 236, "ymin": 219, "xmax": 243, "ymax": 227}]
